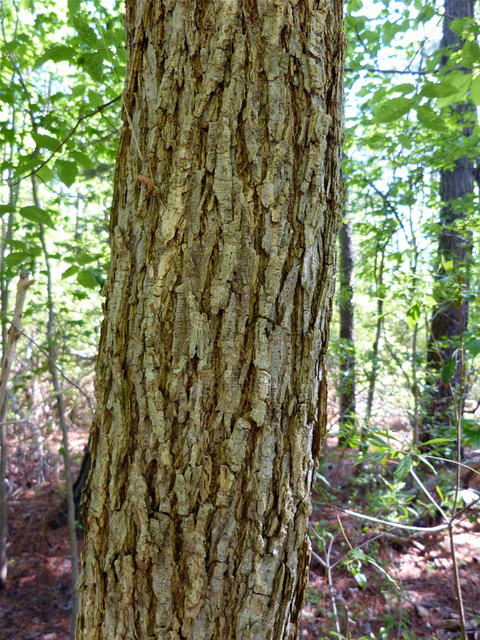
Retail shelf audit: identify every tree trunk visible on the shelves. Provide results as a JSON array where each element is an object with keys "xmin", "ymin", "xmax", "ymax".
[
  {"xmin": 0, "ymin": 271, "xmax": 34, "ymax": 588},
  {"xmin": 338, "ymin": 214, "xmax": 356, "ymax": 441},
  {"xmin": 48, "ymin": 444, "xmax": 91, "ymax": 529},
  {"xmin": 364, "ymin": 245, "xmax": 385, "ymax": 434},
  {"xmin": 423, "ymin": 0, "xmax": 475, "ymax": 442},
  {"xmin": 75, "ymin": 2, "xmax": 344, "ymax": 639}
]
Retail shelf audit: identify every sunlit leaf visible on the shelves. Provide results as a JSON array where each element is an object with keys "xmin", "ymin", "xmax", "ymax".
[
  {"xmin": 76, "ymin": 252, "xmax": 96, "ymax": 265},
  {"xmin": 470, "ymin": 75, "xmax": 480, "ymax": 104},
  {"xmin": 62, "ymin": 265, "xmax": 79, "ymax": 279},
  {"xmin": 32, "ymin": 132, "xmax": 59, "ymax": 152},
  {"xmin": 34, "ymin": 45, "xmax": 78, "ymax": 68},
  {"xmin": 5, "ymin": 252, "xmax": 30, "ymax": 267},
  {"xmin": 55, "ymin": 159, "xmax": 78, "ymax": 187},
  {"xmin": 373, "ymin": 97, "xmax": 413, "ymax": 123},
  {"xmin": 37, "ymin": 165, "xmax": 54, "ymax": 182},
  {"xmin": 421, "ymin": 80, "xmax": 457, "ymax": 98},
  {"xmin": 354, "ymin": 572, "xmax": 367, "ymax": 588},
  {"xmin": 77, "ymin": 269, "xmax": 100, "ymax": 289},
  {"xmin": 462, "ymin": 40, "xmax": 480, "ymax": 66},
  {"xmin": 395, "ymin": 454, "xmax": 413, "ymax": 480},
  {"xmin": 19, "ymin": 206, "xmax": 54, "ymax": 228},
  {"xmin": 416, "ymin": 105, "xmax": 444, "ymax": 132}
]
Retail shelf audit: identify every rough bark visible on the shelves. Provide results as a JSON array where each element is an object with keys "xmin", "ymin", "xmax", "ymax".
[
  {"xmin": 338, "ymin": 214, "xmax": 355, "ymax": 439},
  {"xmin": 75, "ymin": 2, "xmax": 344, "ymax": 639},
  {"xmin": 423, "ymin": 0, "xmax": 475, "ymax": 441}
]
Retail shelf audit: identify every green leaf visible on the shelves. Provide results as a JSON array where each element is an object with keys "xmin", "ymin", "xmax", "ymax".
[
  {"xmin": 32, "ymin": 132, "xmax": 59, "ymax": 152},
  {"xmin": 465, "ymin": 339, "xmax": 480, "ymax": 357},
  {"xmin": 421, "ymin": 80, "xmax": 457, "ymax": 98},
  {"xmin": 418, "ymin": 438, "xmax": 451, "ymax": 447},
  {"xmin": 0, "ymin": 205, "xmax": 15, "ymax": 215},
  {"xmin": 441, "ymin": 257, "xmax": 454, "ymax": 273},
  {"xmin": 71, "ymin": 84, "xmax": 87, "ymax": 99},
  {"xmin": 441, "ymin": 356, "xmax": 456, "ymax": 383},
  {"xmin": 55, "ymin": 159, "xmax": 78, "ymax": 187},
  {"xmin": 417, "ymin": 5, "xmax": 435, "ymax": 22},
  {"xmin": 76, "ymin": 252, "xmax": 96, "ymax": 265},
  {"xmin": 68, "ymin": 0, "xmax": 81, "ymax": 17},
  {"xmin": 391, "ymin": 83, "xmax": 416, "ymax": 94},
  {"xmin": 80, "ymin": 52, "xmax": 104, "ymax": 82},
  {"xmin": 28, "ymin": 246, "xmax": 42, "ymax": 257},
  {"xmin": 77, "ymin": 269, "xmax": 100, "ymax": 289},
  {"xmin": 450, "ymin": 17, "xmax": 480, "ymax": 37},
  {"xmin": 395, "ymin": 454, "xmax": 413, "ymax": 481},
  {"xmin": 69, "ymin": 150, "xmax": 94, "ymax": 168},
  {"xmin": 3, "ymin": 40, "xmax": 16, "ymax": 53},
  {"xmin": 14, "ymin": 155, "xmax": 45, "ymax": 176},
  {"xmin": 62, "ymin": 265, "xmax": 79, "ymax": 279},
  {"xmin": 437, "ymin": 70, "xmax": 471, "ymax": 107},
  {"xmin": 373, "ymin": 97, "xmax": 413, "ymax": 123},
  {"xmin": 34, "ymin": 45, "xmax": 78, "ymax": 68},
  {"xmin": 0, "ymin": 87, "xmax": 15, "ymax": 105},
  {"xmin": 72, "ymin": 18, "xmax": 99, "ymax": 46},
  {"xmin": 19, "ymin": 206, "xmax": 54, "ymax": 228},
  {"xmin": 462, "ymin": 418, "xmax": 480, "ymax": 446},
  {"xmin": 470, "ymin": 75, "xmax": 480, "ymax": 104},
  {"xmin": 416, "ymin": 105, "xmax": 444, "ymax": 131},
  {"xmin": 383, "ymin": 20, "xmax": 408, "ymax": 45},
  {"xmin": 5, "ymin": 239, "xmax": 27, "ymax": 250},
  {"xmin": 462, "ymin": 40, "xmax": 480, "ymax": 67},
  {"xmin": 37, "ymin": 165, "xmax": 53, "ymax": 182},
  {"xmin": 348, "ymin": 0, "xmax": 362, "ymax": 10},
  {"xmin": 5, "ymin": 252, "xmax": 30, "ymax": 267},
  {"xmin": 87, "ymin": 89, "xmax": 104, "ymax": 108},
  {"xmin": 406, "ymin": 301, "xmax": 422, "ymax": 328},
  {"xmin": 354, "ymin": 572, "xmax": 367, "ymax": 588}
]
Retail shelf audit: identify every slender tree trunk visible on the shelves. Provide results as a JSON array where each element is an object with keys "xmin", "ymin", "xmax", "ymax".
[
  {"xmin": 0, "ymin": 271, "xmax": 34, "ymax": 588},
  {"xmin": 75, "ymin": 2, "xmax": 344, "ymax": 639},
  {"xmin": 48, "ymin": 444, "xmax": 91, "ymax": 529},
  {"xmin": 423, "ymin": 0, "xmax": 476, "ymax": 442},
  {"xmin": 338, "ymin": 214, "xmax": 356, "ymax": 441},
  {"xmin": 33, "ymin": 179, "xmax": 79, "ymax": 636},
  {"xmin": 0, "ymin": 89, "xmax": 18, "ymax": 354},
  {"xmin": 364, "ymin": 246, "xmax": 385, "ymax": 434}
]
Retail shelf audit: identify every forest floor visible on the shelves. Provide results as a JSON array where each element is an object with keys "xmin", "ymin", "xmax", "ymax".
[
  {"xmin": 302, "ymin": 437, "xmax": 480, "ymax": 640},
  {"xmin": 1, "ymin": 424, "xmax": 479, "ymax": 639}
]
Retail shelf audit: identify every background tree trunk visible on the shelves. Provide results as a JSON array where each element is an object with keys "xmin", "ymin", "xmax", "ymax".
[
  {"xmin": 0, "ymin": 271, "xmax": 34, "ymax": 588},
  {"xmin": 423, "ymin": 0, "xmax": 475, "ymax": 442},
  {"xmin": 75, "ymin": 2, "xmax": 344, "ymax": 639},
  {"xmin": 338, "ymin": 214, "xmax": 356, "ymax": 441}
]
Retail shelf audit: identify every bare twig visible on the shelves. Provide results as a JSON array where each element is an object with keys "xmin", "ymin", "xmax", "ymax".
[
  {"xmin": 337, "ymin": 506, "xmax": 448, "ymax": 533},
  {"xmin": 409, "ymin": 467, "xmax": 449, "ymax": 521}
]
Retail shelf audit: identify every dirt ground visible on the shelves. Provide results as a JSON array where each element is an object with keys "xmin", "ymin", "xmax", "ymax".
[{"xmin": 1, "ymin": 427, "xmax": 479, "ymax": 640}]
